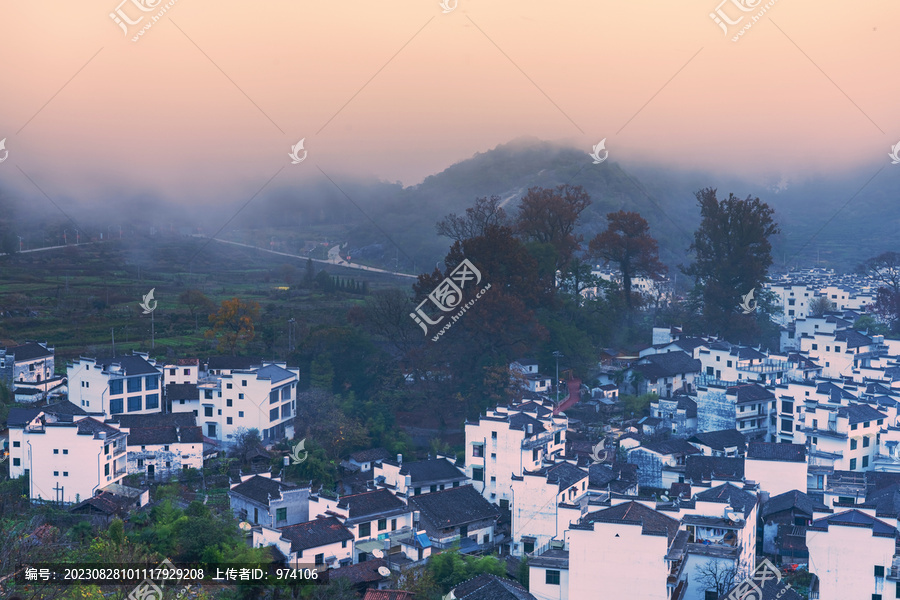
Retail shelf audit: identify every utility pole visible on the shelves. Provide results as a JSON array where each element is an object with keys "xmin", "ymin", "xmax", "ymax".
[
  {"xmin": 552, "ymin": 351, "xmax": 564, "ymax": 404},
  {"xmin": 151, "ymin": 309, "xmax": 155, "ymax": 350},
  {"xmin": 111, "ymin": 328, "xmax": 116, "ymax": 357}
]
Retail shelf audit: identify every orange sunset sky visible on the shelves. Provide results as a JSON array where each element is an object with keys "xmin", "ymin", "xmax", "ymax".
[{"xmin": 1, "ymin": 0, "xmax": 898, "ymax": 204}]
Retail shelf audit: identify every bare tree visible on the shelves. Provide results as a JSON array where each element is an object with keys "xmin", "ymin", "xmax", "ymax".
[
  {"xmin": 808, "ymin": 295, "xmax": 834, "ymax": 317},
  {"xmin": 436, "ymin": 195, "xmax": 510, "ymax": 243},
  {"xmin": 859, "ymin": 251, "xmax": 900, "ymax": 293},
  {"xmin": 361, "ymin": 288, "xmax": 419, "ymax": 353},
  {"xmin": 694, "ymin": 559, "xmax": 738, "ymax": 598}
]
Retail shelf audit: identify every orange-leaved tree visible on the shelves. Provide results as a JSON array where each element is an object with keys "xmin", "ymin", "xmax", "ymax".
[{"xmin": 206, "ymin": 297, "xmax": 260, "ymax": 355}]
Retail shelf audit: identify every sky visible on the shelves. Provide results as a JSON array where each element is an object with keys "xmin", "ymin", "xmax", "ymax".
[{"xmin": 1, "ymin": 0, "xmax": 898, "ymax": 205}]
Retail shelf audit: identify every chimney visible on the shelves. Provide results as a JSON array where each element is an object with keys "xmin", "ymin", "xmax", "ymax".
[
  {"xmin": 526, "ymin": 424, "xmax": 533, "ymax": 435},
  {"xmin": 397, "ymin": 453, "xmax": 402, "ymax": 465}
]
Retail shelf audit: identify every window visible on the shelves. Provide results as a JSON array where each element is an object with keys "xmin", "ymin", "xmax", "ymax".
[
  {"xmin": 281, "ymin": 403, "xmax": 291, "ymax": 418},
  {"xmin": 282, "ymin": 387, "xmax": 291, "ymax": 400},
  {"xmin": 472, "ymin": 445, "xmax": 483, "ymax": 458},
  {"xmin": 707, "ymin": 366, "xmax": 714, "ymax": 376},
  {"xmin": 863, "ymin": 456, "xmax": 869, "ymax": 468},
  {"xmin": 183, "ymin": 368, "xmax": 190, "ymax": 375},
  {"xmin": 851, "ymin": 439, "xmax": 858, "ymax": 450},
  {"xmin": 472, "ymin": 467, "xmax": 484, "ymax": 482},
  {"xmin": 53, "ymin": 471, "xmax": 59, "ymax": 476},
  {"xmin": 169, "ymin": 368, "xmax": 176, "ymax": 375},
  {"xmin": 104, "ymin": 464, "xmax": 110, "ymax": 476},
  {"xmin": 226, "ymin": 383, "xmax": 233, "ymax": 389},
  {"xmin": 12, "ymin": 441, "xmax": 19, "ymax": 447},
  {"xmin": 165, "ymin": 461, "xmax": 171, "ymax": 468},
  {"xmin": 127, "ymin": 378, "xmax": 142, "ymax": 393},
  {"xmin": 53, "ymin": 449, "xmax": 59, "ymax": 455},
  {"xmin": 782, "ymin": 400, "xmax": 793, "ymax": 414},
  {"xmin": 341, "ymin": 540, "xmax": 347, "ymax": 548},
  {"xmin": 205, "ymin": 406, "xmax": 213, "ymax": 417},
  {"xmin": 12, "ymin": 458, "xmax": 19, "ymax": 466},
  {"xmin": 314, "ymin": 553, "xmax": 324, "ymax": 566},
  {"xmin": 146, "ymin": 375, "xmax": 159, "ymax": 390},
  {"xmin": 863, "ymin": 436, "xmax": 870, "ymax": 448},
  {"xmin": 546, "ymin": 570, "xmax": 560, "ymax": 585},
  {"xmin": 270, "ymin": 407, "xmax": 279, "ymax": 422},
  {"xmin": 105, "ymin": 444, "xmax": 110, "ymax": 455},
  {"xmin": 532, "ymin": 448, "xmax": 539, "ymax": 461},
  {"xmin": 146, "ymin": 393, "xmax": 159, "ymax": 410},
  {"xmin": 727, "ymin": 360, "xmax": 733, "ymax": 368},
  {"xmin": 204, "ymin": 390, "xmax": 213, "ymax": 400},
  {"xmin": 850, "ymin": 458, "xmax": 857, "ymax": 470},
  {"xmin": 359, "ymin": 522, "xmax": 371, "ymax": 537},
  {"xmin": 276, "ymin": 508, "xmax": 287, "ymax": 522},
  {"xmin": 523, "ymin": 541, "xmax": 534, "ymax": 554},
  {"xmin": 227, "ymin": 417, "xmax": 232, "ymax": 425},
  {"xmin": 812, "ymin": 344, "xmax": 818, "ymax": 350},
  {"xmin": 705, "ymin": 592, "xmax": 719, "ymax": 600},
  {"xmin": 110, "ymin": 379, "xmax": 124, "ymax": 395},
  {"xmin": 430, "ymin": 485, "xmax": 437, "ymax": 493},
  {"xmin": 227, "ymin": 399, "xmax": 233, "ymax": 407},
  {"xmin": 239, "ymin": 411, "xmax": 244, "ymax": 417},
  {"xmin": 852, "ymin": 423, "xmax": 858, "ymax": 430},
  {"xmin": 554, "ymin": 431, "xmax": 561, "ymax": 444},
  {"xmin": 127, "ymin": 396, "xmax": 142, "ymax": 412},
  {"xmin": 391, "ymin": 519, "xmax": 397, "ymax": 531},
  {"xmin": 414, "ymin": 487, "xmax": 421, "ymax": 495},
  {"xmin": 491, "ymin": 430, "xmax": 497, "ymax": 440},
  {"xmin": 270, "ymin": 390, "xmax": 278, "ymax": 404},
  {"xmin": 238, "ymin": 393, "xmax": 243, "ymax": 399},
  {"xmin": 218, "ymin": 409, "xmax": 222, "ymax": 415},
  {"xmin": 378, "ymin": 518, "xmax": 387, "ymax": 531}
]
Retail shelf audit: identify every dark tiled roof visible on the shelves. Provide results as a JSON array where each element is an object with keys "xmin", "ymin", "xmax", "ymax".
[
  {"xmin": 279, "ymin": 517, "xmax": 353, "ymax": 552},
  {"xmin": 95, "ymin": 354, "xmax": 160, "ymax": 376},
  {"xmin": 583, "ymin": 501, "xmax": 679, "ymax": 540},
  {"xmin": 410, "ymin": 485, "xmax": 499, "ymax": 529},
  {"xmin": 685, "ymin": 456, "xmax": 745, "ymax": 483},
  {"xmin": 528, "ymin": 462, "xmax": 587, "ymax": 492},
  {"xmin": 450, "ymin": 574, "xmax": 536, "ymax": 600},
  {"xmin": 329, "ymin": 558, "xmax": 390, "ymax": 585},
  {"xmin": 747, "ymin": 442, "xmax": 806, "ymax": 463},
  {"xmin": 69, "ymin": 491, "xmax": 131, "ymax": 515},
  {"xmin": 206, "ymin": 356, "xmax": 263, "ymax": 371},
  {"xmin": 3, "ymin": 342, "xmax": 53, "ymax": 361},
  {"xmin": 349, "ymin": 447, "xmax": 392, "ymax": 463},
  {"xmin": 126, "ymin": 425, "xmax": 204, "ymax": 446},
  {"xmin": 165, "ymin": 383, "xmax": 199, "ymax": 400},
  {"xmin": 230, "ymin": 476, "xmax": 298, "ymax": 506},
  {"xmin": 809, "ymin": 509, "xmax": 897, "ymax": 537},
  {"xmin": 41, "ymin": 400, "xmax": 87, "ymax": 417},
  {"xmin": 688, "ymin": 429, "xmax": 747, "ymax": 452},
  {"xmin": 727, "ymin": 384, "xmax": 775, "ymax": 403},
  {"xmin": 588, "ymin": 463, "xmax": 637, "ymax": 494},
  {"xmin": 642, "ymin": 439, "xmax": 702, "ymax": 456},
  {"xmin": 762, "ymin": 490, "xmax": 827, "ymax": 520},
  {"xmin": 107, "ymin": 412, "xmax": 197, "ymax": 429},
  {"xmin": 642, "ymin": 351, "xmax": 702, "ymax": 376},
  {"xmin": 256, "ymin": 364, "xmax": 295, "ymax": 383},
  {"xmin": 837, "ymin": 403, "xmax": 887, "ymax": 425},
  {"xmin": 507, "ymin": 413, "xmax": 547, "ymax": 436},
  {"xmin": 337, "ymin": 488, "xmax": 408, "ymax": 520},
  {"xmin": 6, "ymin": 407, "xmax": 41, "ymax": 426},
  {"xmin": 694, "ymin": 483, "xmax": 756, "ymax": 517},
  {"xmin": 835, "ymin": 329, "xmax": 873, "ymax": 349},
  {"xmin": 389, "ymin": 458, "xmax": 464, "ymax": 483},
  {"xmin": 75, "ymin": 417, "xmax": 124, "ymax": 438}
]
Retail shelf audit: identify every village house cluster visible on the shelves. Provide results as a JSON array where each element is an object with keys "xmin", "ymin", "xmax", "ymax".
[{"xmin": 1, "ymin": 264, "xmax": 900, "ymax": 599}]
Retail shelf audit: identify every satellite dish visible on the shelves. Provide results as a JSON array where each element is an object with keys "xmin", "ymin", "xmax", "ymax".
[
  {"xmin": 659, "ymin": 494, "xmax": 669, "ymax": 502},
  {"xmin": 238, "ymin": 522, "xmax": 252, "ymax": 531},
  {"xmin": 377, "ymin": 566, "xmax": 391, "ymax": 577},
  {"xmin": 726, "ymin": 512, "xmax": 740, "ymax": 521},
  {"xmin": 372, "ymin": 549, "xmax": 383, "ymax": 558}
]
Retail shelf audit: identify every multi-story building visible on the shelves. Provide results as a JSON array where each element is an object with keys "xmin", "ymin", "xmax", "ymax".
[
  {"xmin": 194, "ymin": 362, "xmax": 299, "ymax": 442},
  {"xmin": 229, "ymin": 473, "xmax": 310, "ymax": 528},
  {"xmin": 510, "ymin": 461, "xmax": 588, "ymax": 556},
  {"xmin": 67, "ymin": 353, "xmax": 163, "ymax": 418},
  {"xmin": 465, "ymin": 401, "xmax": 567, "ymax": 508},
  {"xmin": 108, "ymin": 413, "xmax": 206, "ymax": 480},
  {"xmin": 8, "ymin": 408, "xmax": 127, "ymax": 503},
  {"xmin": 374, "ymin": 455, "xmax": 468, "ymax": 498},
  {"xmin": 161, "ymin": 358, "xmax": 200, "ymax": 385},
  {"xmin": 804, "ymin": 403, "xmax": 887, "ymax": 472}
]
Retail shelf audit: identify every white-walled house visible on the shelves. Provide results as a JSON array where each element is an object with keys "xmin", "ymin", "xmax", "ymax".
[
  {"xmin": 807, "ymin": 509, "xmax": 898, "ymax": 600},
  {"xmin": 568, "ymin": 500, "xmax": 679, "ymax": 600},
  {"xmin": 251, "ymin": 517, "xmax": 354, "ymax": 569},
  {"xmin": 119, "ymin": 422, "xmax": 205, "ymax": 480},
  {"xmin": 510, "ymin": 462, "xmax": 588, "ymax": 556},
  {"xmin": 374, "ymin": 455, "xmax": 468, "ymax": 498},
  {"xmin": 0, "ymin": 342, "xmax": 55, "ymax": 386},
  {"xmin": 409, "ymin": 485, "xmax": 500, "ymax": 552},
  {"xmin": 745, "ymin": 442, "xmax": 807, "ymax": 497},
  {"xmin": 161, "ymin": 358, "xmax": 199, "ymax": 385},
  {"xmin": 67, "ymin": 353, "xmax": 163, "ymax": 418},
  {"xmin": 8, "ymin": 408, "xmax": 127, "ymax": 503},
  {"xmin": 229, "ymin": 473, "xmax": 310, "ymax": 528},
  {"xmin": 196, "ymin": 362, "xmax": 298, "ymax": 443},
  {"xmin": 465, "ymin": 401, "xmax": 567, "ymax": 508}
]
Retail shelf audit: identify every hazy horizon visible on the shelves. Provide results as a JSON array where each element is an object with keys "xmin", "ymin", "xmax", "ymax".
[{"xmin": 1, "ymin": 0, "xmax": 898, "ymax": 206}]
